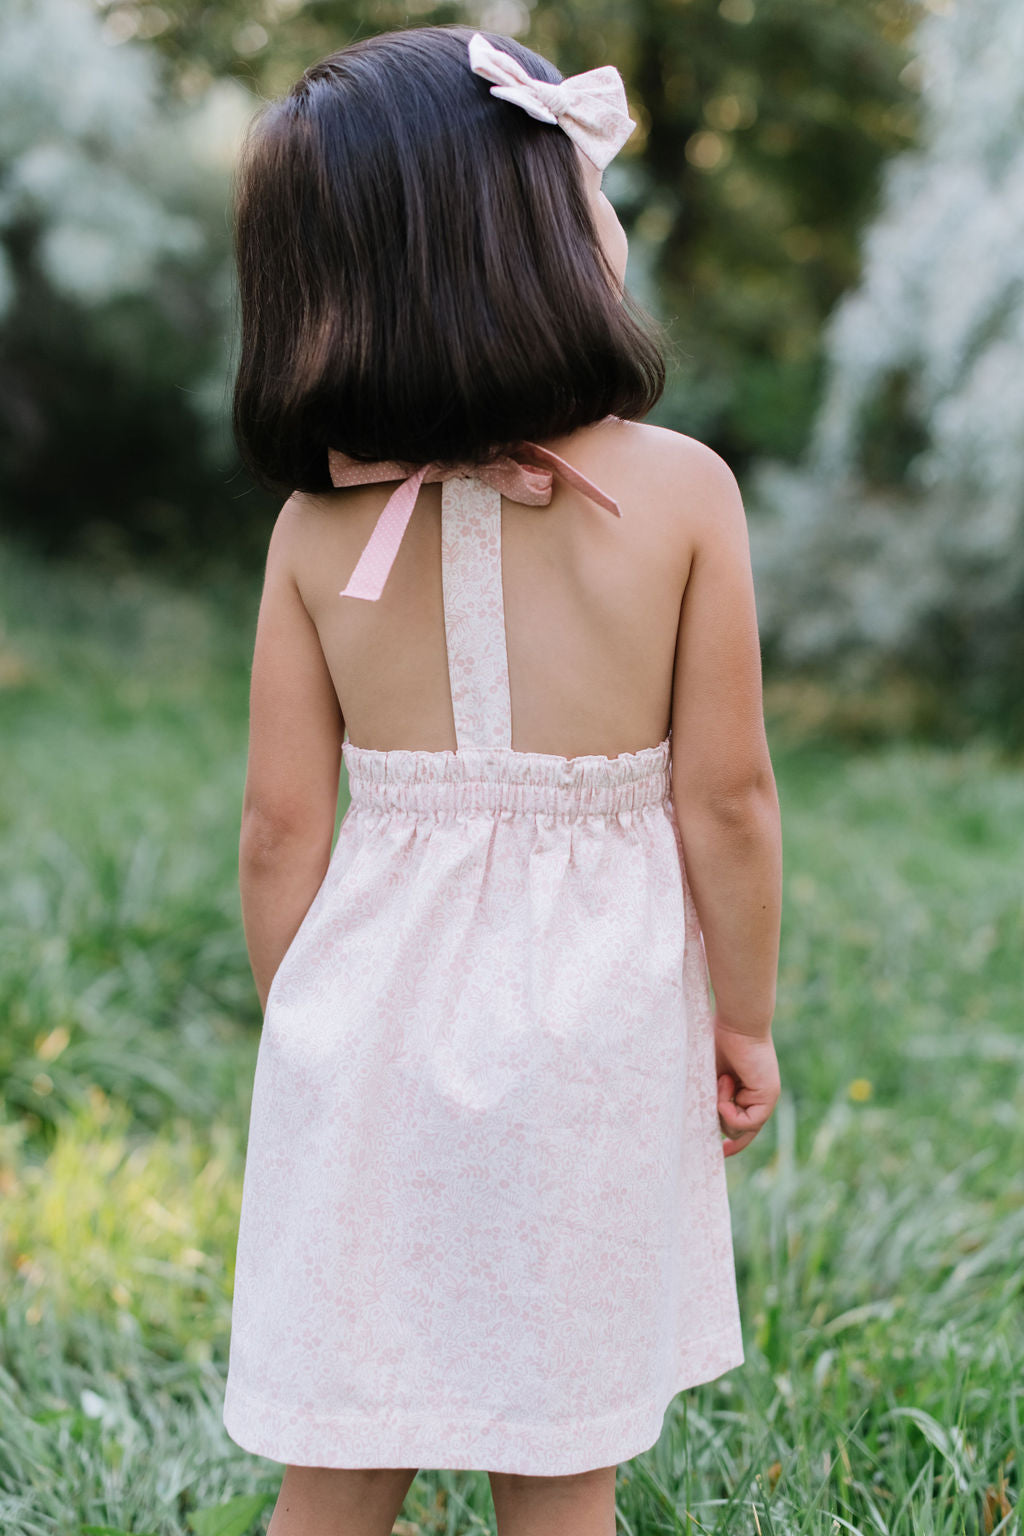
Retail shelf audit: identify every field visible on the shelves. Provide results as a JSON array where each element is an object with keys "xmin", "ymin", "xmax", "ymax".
[{"xmin": 0, "ymin": 544, "xmax": 1021, "ymax": 1536}]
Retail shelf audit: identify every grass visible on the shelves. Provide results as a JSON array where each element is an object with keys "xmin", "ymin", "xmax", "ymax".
[{"xmin": 0, "ymin": 541, "xmax": 1021, "ymax": 1535}]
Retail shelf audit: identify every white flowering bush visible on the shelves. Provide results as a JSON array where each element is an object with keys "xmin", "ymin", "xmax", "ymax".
[
  {"xmin": 0, "ymin": 0, "xmax": 260, "ymax": 557},
  {"xmin": 749, "ymin": 0, "xmax": 1024, "ymax": 723},
  {"xmin": 0, "ymin": 0, "xmax": 206, "ymax": 312}
]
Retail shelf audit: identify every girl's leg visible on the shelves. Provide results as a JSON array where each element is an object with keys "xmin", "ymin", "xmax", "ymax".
[
  {"xmin": 267, "ymin": 1466, "xmax": 418, "ymax": 1536},
  {"xmin": 488, "ymin": 1465, "xmax": 618, "ymax": 1536}
]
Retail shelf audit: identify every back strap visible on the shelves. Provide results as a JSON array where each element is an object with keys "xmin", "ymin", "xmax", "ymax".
[{"xmin": 441, "ymin": 476, "xmax": 512, "ymax": 751}]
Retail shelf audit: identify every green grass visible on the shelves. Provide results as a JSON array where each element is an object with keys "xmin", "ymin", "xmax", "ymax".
[{"xmin": 0, "ymin": 542, "xmax": 1021, "ymax": 1535}]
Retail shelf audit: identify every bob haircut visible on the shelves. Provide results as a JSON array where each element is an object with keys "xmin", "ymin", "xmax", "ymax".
[{"xmin": 232, "ymin": 23, "xmax": 667, "ymax": 493}]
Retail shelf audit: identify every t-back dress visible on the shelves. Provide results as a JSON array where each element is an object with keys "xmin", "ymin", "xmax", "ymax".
[{"xmin": 222, "ymin": 462, "xmax": 745, "ymax": 1477}]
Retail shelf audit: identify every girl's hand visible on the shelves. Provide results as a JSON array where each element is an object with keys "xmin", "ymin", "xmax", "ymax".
[{"xmin": 714, "ymin": 1019, "xmax": 780, "ymax": 1157}]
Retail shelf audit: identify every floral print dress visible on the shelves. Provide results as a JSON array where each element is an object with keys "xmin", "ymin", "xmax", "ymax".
[{"xmin": 222, "ymin": 471, "xmax": 744, "ymax": 1476}]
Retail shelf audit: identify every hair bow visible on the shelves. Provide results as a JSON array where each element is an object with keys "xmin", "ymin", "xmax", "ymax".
[{"xmin": 467, "ymin": 32, "xmax": 636, "ymax": 172}]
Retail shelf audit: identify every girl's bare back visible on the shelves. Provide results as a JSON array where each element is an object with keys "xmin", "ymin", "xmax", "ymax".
[{"xmin": 287, "ymin": 418, "xmax": 697, "ymax": 760}]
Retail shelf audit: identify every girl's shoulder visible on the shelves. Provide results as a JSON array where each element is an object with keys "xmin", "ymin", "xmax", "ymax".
[
  {"xmin": 574, "ymin": 416, "xmax": 738, "ymax": 485},
  {"xmin": 546, "ymin": 417, "xmax": 746, "ymax": 543}
]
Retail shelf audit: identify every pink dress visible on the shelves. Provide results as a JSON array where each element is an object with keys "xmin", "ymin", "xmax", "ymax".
[{"xmin": 222, "ymin": 469, "xmax": 744, "ymax": 1476}]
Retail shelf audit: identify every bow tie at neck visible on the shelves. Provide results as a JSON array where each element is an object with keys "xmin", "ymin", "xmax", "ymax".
[{"xmin": 328, "ymin": 442, "xmax": 622, "ymax": 601}]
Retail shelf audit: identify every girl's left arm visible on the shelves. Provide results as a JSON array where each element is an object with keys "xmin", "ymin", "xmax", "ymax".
[{"xmin": 239, "ymin": 500, "xmax": 344, "ymax": 1013}]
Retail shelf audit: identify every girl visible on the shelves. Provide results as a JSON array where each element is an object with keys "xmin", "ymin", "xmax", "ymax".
[{"xmin": 222, "ymin": 23, "xmax": 782, "ymax": 1536}]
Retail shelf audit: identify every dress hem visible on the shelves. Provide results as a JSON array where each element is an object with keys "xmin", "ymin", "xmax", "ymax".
[{"xmin": 221, "ymin": 1326, "xmax": 745, "ymax": 1476}]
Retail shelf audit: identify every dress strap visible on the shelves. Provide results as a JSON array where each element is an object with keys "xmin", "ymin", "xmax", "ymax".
[
  {"xmin": 329, "ymin": 437, "xmax": 623, "ymax": 603},
  {"xmin": 441, "ymin": 477, "xmax": 511, "ymax": 751},
  {"xmin": 327, "ymin": 435, "xmax": 626, "ymax": 752}
]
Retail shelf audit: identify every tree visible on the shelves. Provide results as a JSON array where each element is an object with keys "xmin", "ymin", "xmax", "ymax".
[
  {"xmin": 2, "ymin": 0, "xmax": 918, "ymax": 563},
  {"xmin": 104, "ymin": 0, "xmax": 920, "ymax": 467},
  {"xmin": 0, "ymin": 0, "xmax": 264, "ymax": 564},
  {"xmin": 750, "ymin": 0, "xmax": 1024, "ymax": 732}
]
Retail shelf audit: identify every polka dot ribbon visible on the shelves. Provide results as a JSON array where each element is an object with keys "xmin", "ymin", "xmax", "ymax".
[{"xmin": 328, "ymin": 442, "xmax": 623, "ymax": 602}]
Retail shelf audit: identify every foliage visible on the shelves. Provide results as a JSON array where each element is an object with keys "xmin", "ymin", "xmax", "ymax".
[
  {"xmin": 558, "ymin": 0, "xmax": 921, "ymax": 463},
  {"xmin": 0, "ymin": 1280, "xmax": 278, "ymax": 1534},
  {"xmin": 0, "ymin": 548, "xmax": 1022, "ymax": 1530},
  {"xmin": 124, "ymin": 0, "xmax": 921, "ymax": 469},
  {"xmin": 0, "ymin": 0, "xmax": 919, "ymax": 566},
  {"xmin": 0, "ymin": 540, "xmax": 259, "ymax": 1149},
  {"xmin": 750, "ymin": 0, "xmax": 1024, "ymax": 736},
  {"xmin": 0, "ymin": 0, "xmax": 200, "ymax": 313},
  {"xmin": 0, "ymin": 0, "xmax": 276, "ymax": 565}
]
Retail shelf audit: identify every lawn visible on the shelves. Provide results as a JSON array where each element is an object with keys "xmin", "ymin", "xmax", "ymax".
[{"xmin": 1, "ymin": 543, "xmax": 1020, "ymax": 1536}]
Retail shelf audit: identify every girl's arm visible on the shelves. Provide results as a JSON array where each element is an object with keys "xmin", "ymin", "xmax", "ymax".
[
  {"xmin": 239, "ymin": 500, "xmax": 344, "ymax": 1013},
  {"xmin": 668, "ymin": 442, "xmax": 783, "ymax": 1154}
]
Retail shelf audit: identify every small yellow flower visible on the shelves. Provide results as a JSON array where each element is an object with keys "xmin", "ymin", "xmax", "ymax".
[
  {"xmin": 36, "ymin": 1025, "xmax": 70, "ymax": 1063},
  {"xmin": 849, "ymin": 1078, "xmax": 873, "ymax": 1102}
]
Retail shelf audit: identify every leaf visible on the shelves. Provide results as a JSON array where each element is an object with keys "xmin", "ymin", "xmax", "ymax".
[
  {"xmin": 81, "ymin": 1527, "xmax": 158, "ymax": 1536},
  {"xmin": 187, "ymin": 1494, "xmax": 274, "ymax": 1536},
  {"xmin": 885, "ymin": 1407, "xmax": 970, "ymax": 1491},
  {"xmin": 982, "ymin": 1484, "xmax": 1012, "ymax": 1534}
]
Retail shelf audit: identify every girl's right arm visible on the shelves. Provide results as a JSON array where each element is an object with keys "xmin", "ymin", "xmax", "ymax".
[
  {"xmin": 668, "ymin": 440, "xmax": 783, "ymax": 1158},
  {"xmin": 239, "ymin": 501, "xmax": 345, "ymax": 1014}
]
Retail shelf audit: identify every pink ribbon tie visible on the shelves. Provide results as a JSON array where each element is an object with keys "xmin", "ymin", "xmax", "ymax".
[{"xmin": 329, "ymin": 443, "xmax": 623, "ymax": 602}]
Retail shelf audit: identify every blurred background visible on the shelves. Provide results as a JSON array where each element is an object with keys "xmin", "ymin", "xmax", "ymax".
[{"xmin": 1, "ymin": 1, "xmax": 1021, "ymax": 1532}]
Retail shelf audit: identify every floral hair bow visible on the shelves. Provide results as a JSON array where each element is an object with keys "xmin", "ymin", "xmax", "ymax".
[{"xmin": 467, "ymin": 32, "xmax": 636, "ymax": 172}]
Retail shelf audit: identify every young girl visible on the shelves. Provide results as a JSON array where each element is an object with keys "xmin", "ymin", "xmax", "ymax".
[{"xmin": 222, "ymin": 23, "xmax": 782, "ymax": 1536}]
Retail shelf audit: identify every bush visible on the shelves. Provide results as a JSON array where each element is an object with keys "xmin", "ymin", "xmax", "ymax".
[{"xmin": 749, "ymin": 0, "xmax": 1024, "ymax": 737}]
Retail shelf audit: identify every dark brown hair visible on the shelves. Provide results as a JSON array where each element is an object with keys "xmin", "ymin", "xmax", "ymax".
[{"xmin": 232, "ymin": 23, "xmax": 666, "ymax": 492}]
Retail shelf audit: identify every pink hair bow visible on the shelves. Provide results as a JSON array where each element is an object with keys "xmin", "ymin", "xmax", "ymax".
[
  {"xmin": 329, "ymin": 443, "xmax": 622, "ymax": 601},
  {"xmin": 467, "ymin": 32, "xmax": 635, "ymax": 172}
]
